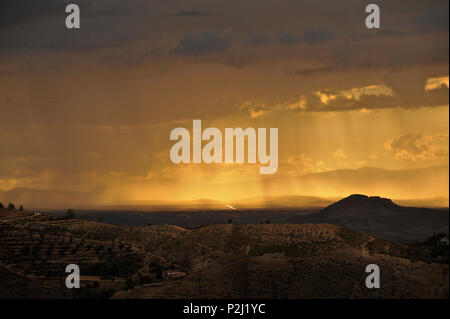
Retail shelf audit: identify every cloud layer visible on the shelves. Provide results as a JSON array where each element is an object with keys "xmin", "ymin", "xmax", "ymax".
[{"xmin": 0, "ymin": 0, "xmax": 448, "ymax": 205}]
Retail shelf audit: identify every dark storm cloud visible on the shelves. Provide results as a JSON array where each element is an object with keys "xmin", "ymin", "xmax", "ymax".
[
  {"xmin": 245, "ymin": 34, "xmax": 271, "ymax": 46},
  {"xmin": 279, "ymin": 33, "xmax": 302, "ymax": 46},
  {"xmin": 416, "ymin": 1, "xmax": 449, "ymax": 31},
  {"xmin": 0, "ymin": 0, "xmax": 448, "ymax": 69},
  {"xmin": 0, "ymin": 0, "xmax": 68, "ymax": 28},
  {"xmin": 172, "ymin": 31, "xmax": 231, "ymax": 56},
  {"xmin": 0, "ymin": 0, "xmax": 154, "ymax": 53},
  {"xmin": 288, "ymin": 29, "xmax": 448, "ymax": 78},
  {"xmin": 279, "ymin": 26, "xmax": 334, "ymax": 46},
  {"xmin": 176, "ymin": 10, "xmax": 209, "ymax": 17},
  {"xmin": 0, "ymin": 0, "xmax": 142, "ymax": 29},
  {"xmin": 0, "ymin": 0, "xmax": 128, "ymax": 29},
  {"xmin": 303, "ymin": 27, "xmax": 335, "ymax": 44}
]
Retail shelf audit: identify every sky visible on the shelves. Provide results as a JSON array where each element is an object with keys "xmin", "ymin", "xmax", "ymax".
[{"xmin": 0, "ymin": 0, "xmax": 448, "ymax": 207}]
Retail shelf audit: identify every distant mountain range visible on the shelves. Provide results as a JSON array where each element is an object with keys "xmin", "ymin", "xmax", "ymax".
[
  {"xmin": 0, "ymin": 165, "xmax": 448, "ymax": 209},
  {"xmin": 263, "ymin": 164, "xmax": 449, "ymax": 201},
  {"xmin": 2, "ymin": 188, "xmax": 447, "ymax": 242}
]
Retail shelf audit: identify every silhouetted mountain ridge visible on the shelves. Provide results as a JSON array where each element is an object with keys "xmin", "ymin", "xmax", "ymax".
[
  {"xmin": 319, "ymin": 194, "xmax": 435, "ymax": 219},
  {"xmin": 322, "ymin": 194, "xmax": 398, "ymax": 212}
]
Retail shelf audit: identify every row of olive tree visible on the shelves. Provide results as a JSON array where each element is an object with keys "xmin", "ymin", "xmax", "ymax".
[{"xmin": 0, "ymin": 202, "xmax": 23, "ymax": 210}]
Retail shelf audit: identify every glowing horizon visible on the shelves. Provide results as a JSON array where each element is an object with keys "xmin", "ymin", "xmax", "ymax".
[{"xmin": 0, "ymin": 1, "xmax": 448, "ymax": 207}]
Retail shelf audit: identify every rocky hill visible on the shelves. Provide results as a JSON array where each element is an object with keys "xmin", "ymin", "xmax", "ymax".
[
  {"xmin": 320, "ymin": 194, "xmax": 402, "ymax": 217},
  {"xmin": 291, "ymin": 194, "xmax": 449, "ymax": 242}
]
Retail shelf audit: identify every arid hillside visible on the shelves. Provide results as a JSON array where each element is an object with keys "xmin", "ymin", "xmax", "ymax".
[{"xmin": 0, "ymin": 208, "xmax": 448, "ymax": 299}]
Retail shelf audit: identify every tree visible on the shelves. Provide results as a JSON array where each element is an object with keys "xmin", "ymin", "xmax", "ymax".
[
  {"xmin": 125, "ymin": 278, "xmax": 135, "ymax": 291},
  {"xmin": 8, "ymin": 203, "xmax": 15, "ymax": 210},
  {"xmin": 65, "ymin": 209, "xmax": 76, "ymax": 219}
]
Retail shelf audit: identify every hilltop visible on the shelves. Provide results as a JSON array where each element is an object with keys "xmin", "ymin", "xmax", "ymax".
[
  {"xmin": 296, "ymin": 194, "xmax": 449, "ymax": 242},
  {"xmin": 320, "ymin": 194, "xmax": 405, "ymax": 217}
]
